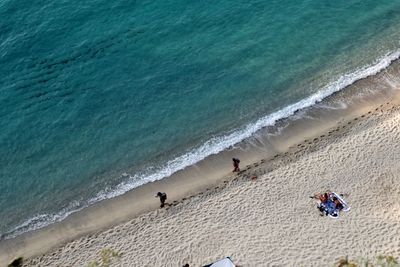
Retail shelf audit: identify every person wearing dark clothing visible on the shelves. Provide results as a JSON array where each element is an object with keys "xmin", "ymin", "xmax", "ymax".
[
  {"xmin": 156, "ymin": 192, "xmax": 167, "ymax": 208},
  {"xmin": 332, "ymin": 196, "xmax": 344, "ymax": 211},
  {"xmin": 232, "ymin": 158, "xmax": 240, "ymax": 172}
]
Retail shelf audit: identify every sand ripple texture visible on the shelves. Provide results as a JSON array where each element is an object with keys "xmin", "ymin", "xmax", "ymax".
[{"xmin": 25, "ymin": 104, "xmax": 400, "ymax": 266}]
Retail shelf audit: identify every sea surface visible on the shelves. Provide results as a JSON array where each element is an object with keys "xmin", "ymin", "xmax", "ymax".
[{"xmin": 1, "ymin": 0, "xmax": 400, "ymax": 239}]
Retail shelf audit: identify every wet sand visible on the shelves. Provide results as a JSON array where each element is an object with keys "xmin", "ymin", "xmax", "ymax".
[
  {"xmin": 2, "ymin": 61, "xmax": 400, "ymax": 266},
  {"xmin": 0, "ymin": 91, "xmax": 399, "ymax": 266}
]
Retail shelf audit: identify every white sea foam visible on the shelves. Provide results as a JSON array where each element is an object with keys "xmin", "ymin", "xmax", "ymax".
[
  {"xmin": 3, "ymin": 49, "xmax": 400, "ymax": 240},
  {"xmin": 1, "ymin": 201, "xmax": 84, "ymax": 240},
  {"xmin": 94, "ymin": 49, "xmax": 400, "ymax": 199}
]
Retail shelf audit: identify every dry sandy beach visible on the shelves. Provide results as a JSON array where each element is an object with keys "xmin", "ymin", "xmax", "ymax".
[{"xmin": 0, "ymin": 92, "xmax": 397, "ymax": 266}]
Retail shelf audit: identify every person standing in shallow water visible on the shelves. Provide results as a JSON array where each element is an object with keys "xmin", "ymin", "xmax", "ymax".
[
  {"xmin": 232, "ymin": 158, "xmax": 240, "ymax": 172},
  {"xmin": 156, "ymin": 192, "xmax": 167, "ymax": 208}
]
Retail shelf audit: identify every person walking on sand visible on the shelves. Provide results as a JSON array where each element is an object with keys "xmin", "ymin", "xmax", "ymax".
[
  {"xmin": 156, "ymin": 192, "xmax": 167, "ymax": 208},
  {"xmin": 232, "ymin": 158, "xmax": 240, "ymax": 172}
]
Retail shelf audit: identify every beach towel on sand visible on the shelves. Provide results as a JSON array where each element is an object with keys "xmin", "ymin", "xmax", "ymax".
[{"xmin": 318, "ymin": 192, "xmax": 350, "ymax": 218}]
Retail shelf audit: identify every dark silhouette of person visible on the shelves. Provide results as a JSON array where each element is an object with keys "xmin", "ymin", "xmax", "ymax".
[
  {"xmin": 332, "ymin": 196, "xmax": 344, "ymax": 211},
  {"xmin": 232, "ymin": 158, "xmax": 240, "ymax": 172},
  {"xmin": 156, "ymin": 192, "xmax": 167, "ymax": 208},
  {"xmin": 8, "ymin": 257, "xmax": 23, "ymax": 267}
]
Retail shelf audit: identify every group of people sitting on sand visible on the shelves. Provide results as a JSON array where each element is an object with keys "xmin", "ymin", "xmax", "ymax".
[{"xmin": 312, "ymin": 191, "xmax": 346, "ymax": 217}]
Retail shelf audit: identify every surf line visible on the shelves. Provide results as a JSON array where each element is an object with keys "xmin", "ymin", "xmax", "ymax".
[{"xmin": 3, "ymin": 49, "xmax": 400, "ymax": 241}]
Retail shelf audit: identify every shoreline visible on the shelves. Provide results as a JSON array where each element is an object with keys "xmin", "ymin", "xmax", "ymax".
[
  {"xmin": 3, "ymin": 52, "xmax": 399, "ymax": 243},
  {"xmin": 1, "ymin": 86, "xmax": 400, "ymax": 265},
  {"xmin": 12, "ymin": 91, "xmax": 400, "ymax": 266}
]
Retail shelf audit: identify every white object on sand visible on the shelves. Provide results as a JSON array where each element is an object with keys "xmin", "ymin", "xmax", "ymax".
[{"xmin": 203, "ymin": 257, "xmax": 235, "ymax": 267}]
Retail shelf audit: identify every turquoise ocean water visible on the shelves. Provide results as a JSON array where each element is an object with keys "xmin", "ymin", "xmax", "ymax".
[{"xmin": 1, "ymin": 0, "xmax": 400, "ymax": 239}]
